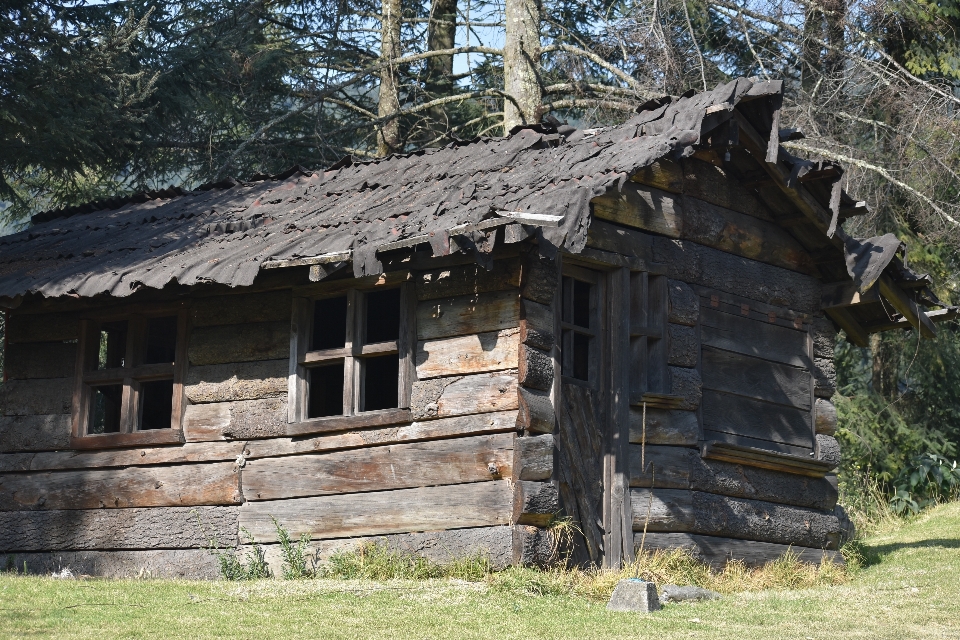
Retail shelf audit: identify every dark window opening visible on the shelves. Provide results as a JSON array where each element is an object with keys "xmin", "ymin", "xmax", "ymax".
[
  {"xmin": 362, "ymin": 356, "xmax": 399, "ymax": 411},
  {"xmin": 365, "ymin": 288, "xmax": 401, "ymax": 343},
  {"xmin": 308, "ymin": 363, "xmax": 345, "ymax": 418},
  {"xmin": 144, "ymin": 316, "xmax": 178, "ymax": 364},
  {"xmin": 98, "ymin": 321, "xmax": 127, "ymax": 369},
  {"xmin": 312, "ymin": 296, "xmax": 348, "ymax": 350},
  {"xmin": 90, "ymin": 385, "xmax": 123, "ymax": 434},
  {"xmin": 572, "ymin": 333, "xmax": 591, "ymax": 381},
  {"xmin": 139, "ymin": 379, "xmax": 174, "ymax": 430},
  {"xmin": 572, "ymin": 280, "xmax": 592, "ymax": 328}
]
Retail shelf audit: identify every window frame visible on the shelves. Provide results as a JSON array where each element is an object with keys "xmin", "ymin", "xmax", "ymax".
[
  {"xmin": 560, "ymin": 264, "xmax": 603, "ymax": 388},
  {"xmin": 288, "ymin": 276, "xmax": 415, "ymax": 434},
  {"xmin": 629, "ymin": 271, "xmax": 669, "ymax": 400},
  {"xmin": 71, "ymin": 304, "xmax": 188, "ymax": 449}
]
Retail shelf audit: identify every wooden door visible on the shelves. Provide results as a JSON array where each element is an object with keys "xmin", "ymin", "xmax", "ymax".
[{"xmin": 556, "ymin": 265, "xmax": 632, "ymax": 568}]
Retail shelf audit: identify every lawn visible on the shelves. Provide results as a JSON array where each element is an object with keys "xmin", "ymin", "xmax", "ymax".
[{"xmin": 2, "ymin": 502, "xmax": 959, "ymax": 640}]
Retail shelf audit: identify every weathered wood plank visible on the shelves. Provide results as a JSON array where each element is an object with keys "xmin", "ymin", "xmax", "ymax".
[
  {"xmin": 514, "ymin": 434, "xmax": 554, "ymax": 481},
  {"xmin": 519, "ymin": 248, "xmax": 558, "ymax": 305},
  {"xmin": 630, "ymin": 488, "xmax": 839, "ymax": 549},
  {"xmin": 5, "ymin": 312, "xmax": 80, "ymax": 344},
  {"xmin": 0, "ymin": 462, "xmax": 242, "ymax": 510},
  {"xmin": 667, "ymin": 324, "xmax": 697, "ymax": 368},
  {"xmin": 0, "ymin": 506, "xmax": 239, "ymax": 552},
  {"xmin": 183, "ymin": 397, "xmax": 287, "ymax": 441},
  {"xmin": 519, "ymin": 298, "xmax": 555, "ymax": 351},
  {"xmin": 591, "ymin": 183, "xmax": 682, "ymax": 238},
  {"xmin": 518, "ymin": 344, "xmax": 554, "ymax": 391},
  {"xmin": 246, "ymin": 410, "xmax": 518, "ymax": 459},
  {"xmin": 513, "ymin": 480, "xmax": 559, "ymax": 526},
  {"xmin": 239, "ymin": 481, "xmax": 513, "ymax": 542},
  {"xmin": 629, "ymin": 444, "xmax": 837, "ymax": 510},
  {"xmin": 0, "ymin": 414, "xmax": 72, "ymax": 453},
  {"xmin": 4, "ymin": 342, "xmax": 76, "ymax": 380},
  {"xmin": 702, "ymin": 390, "xmax": 813, "ymax": 449},
  {"xmin": 815, "ymin": 398, "xmax": 837, "ymax": 436},
  {"xmin": 680, "ymin": 158, "xmax": 773, "ymax": 221},
  {"xmin": 628, "ymin": 408, "xmax": 698, "ymax": 446},
  {"xmin": 6, "ymin": 549, "xmax": 223, "ymax": 579},
  {"xmin": 243, "ymin": 433, "xmax": 513, "ymax": 501},
  {"xmin": 416, "ymin": 329, "xmax": 519, "ymax": 379},
  {"xmin": 410, "ymin": 372, "xmax": 519, "ymax": 420},
  {"xmin": 635, "ymin": 532, "xmax": 842, "ymax": 568},
  {"xmin": 701, "ymin": 307, "xmax": 810, "ymax": 367},
  {"xmin": 585, "ymin": 219, "xmax": 655, "ymax": 262},
  {"xmin": 667, "ymin": 366, "xmax": 702, "ymax": 411},
  {"xmin": 816, "ymin": 434, "xmax": 841, "ymax": 469},
  {"xmin": 417, "ymin": 290, "xmax": 519, "ymax": 341},
  {"xmin": 666, "ymin": 279, "xmax": 699, "ymax": 326},
  {"xmin": 517, "ymin": 387, "xmax": 555, "ymax": 434},
  {"xmin": 0, "ymin": 441, "xmax": 244, "ymax": 473},
  {"xmin": 703, "ymin": 429, "xmax": 813, "ymax": 457},
  {"xmin": 701, "ymin": 347, "xmax": 811, "ymax": 410},
  {"xmin": 184, "ymin": 360, "xmax": 288, "ymax": 404},
  {"xmin": 188, "ymin": 322, "xmax": 289, "ymax": 366},
  {"xmin": 630, "ymin": 159, "xmax": 683, "ymax": 193},
  {"xmin": 191, "ymin": 290, "xmax": 292, "ymax": 327},
  {"xmin": 416, "ymin": 258, "xmax": 520, "ymax": 301},
  {"xmin": 0, "ymin": 378, "xmax": 73, "ymax": 416}
]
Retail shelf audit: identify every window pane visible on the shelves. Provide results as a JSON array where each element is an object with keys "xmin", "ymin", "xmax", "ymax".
[
  {"xmin": 308, "ymin": 363, "xmax": 345, "ymax": 418},
  {"xmin": 312, "ymin": 296, "xmax": 348, "ymax": 350},
  {"xmin": 572, "ymin": 280, "xmax": 592, "ymax": 328},
  {"xmin": 362, "ymin": 356, "xmax": 399, "ymax": 411},
  {"xmin": 98, "ymin": 321, "xmax": 127, "ymax": 369},
  {"xmin": 144, "ymin": 316, "xmax": 178, "ymax": 364},
  {"xmin": 89, "ymin": 384, "xmax": 123, "ymax": 434},
  {"xmin": 573, "ymin": 333, "xmax": 591, "ymax": 381},
  {"xmin": 365, "ymin": 288, "xmax": 400, "ymax": 343},
  {"xmin": 139, "ymin": 379, "xmax": 174, "ymax": 430}
]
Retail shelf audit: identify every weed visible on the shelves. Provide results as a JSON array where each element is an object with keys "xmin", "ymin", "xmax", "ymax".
[
  {"xmin": 272, "ymin": 516, "xmax": 314, "ymax": 579},
  {"xmin": 320, "ymin": 542, "xmax": 494, "ymax": 581},
  {"xmin": 195, "ymin": 511, "xmax": 270, "ymax": 580}
]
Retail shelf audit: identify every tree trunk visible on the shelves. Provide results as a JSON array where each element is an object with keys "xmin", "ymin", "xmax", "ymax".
[
  {"xmin": 503, "ymin": 0, "xmax": 542, "ymax": 133},
  {"xmin": 377, "ymin": 0, "xmax": 402, "ymax": 156},
  {"xmin": 801, "ymin": 5, "xmax": 823, "ymax": 92},
  {"xmin": 425, "ymin": 0, "xmax": 457, "ymax": 146},
  {"xmin": 822, "ymin": 0, "xmax": 846, "ymax": 79}
]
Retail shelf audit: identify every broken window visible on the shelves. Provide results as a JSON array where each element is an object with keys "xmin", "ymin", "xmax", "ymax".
[
  {"xmin": 292, "ymin": 283, "xmax": 412, "ymax": 423},
  {"xmin": 74, "ymin": 311, "xmax": 186, "ymax": 441},
  {"xmin": 561, "ymin": 268, "xmax": 600, "ymax": 384}
]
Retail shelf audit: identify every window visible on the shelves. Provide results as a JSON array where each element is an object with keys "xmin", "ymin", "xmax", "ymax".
[
  {"xmin": 629, "ymin": 272, "xmax": 668, "ymax": 400},
  {"xmin": 560, "ymin": 267, "xmax": 601, "ymax": 385},
  {"xmin": 290, "ymin": 281, "xmax": 414, "ymax": 428},
  {"xmin": 72, "ymin": 310, "xmax": 187, "ymax": 447}
]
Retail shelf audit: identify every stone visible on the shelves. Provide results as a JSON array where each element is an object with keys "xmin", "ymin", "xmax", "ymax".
[
  {"xmin": 659, "ymin": 584, "xmax": 721, "ymax": 604},
  {"xmin": 607, "ymin": 579, "xmax": 661, "ymax": 612}
]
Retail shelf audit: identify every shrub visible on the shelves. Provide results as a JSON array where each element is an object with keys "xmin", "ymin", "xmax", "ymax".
[
  {"xmin": 890, "ymin": 453, "xmax": 960, "ymax": 515},
  {"xmin": 271, "ymin": 516, "xmax": 314, "ymax": 579}
]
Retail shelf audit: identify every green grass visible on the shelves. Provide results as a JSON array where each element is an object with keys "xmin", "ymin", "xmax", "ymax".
[{"xmin": 3, "ymin": 502, "xmax": 960, "ymax": 639}]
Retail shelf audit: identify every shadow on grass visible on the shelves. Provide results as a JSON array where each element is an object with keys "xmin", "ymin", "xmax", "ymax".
[{"xmin": 858, "ymin": 538, "xmax": 960, "ymax": 566}]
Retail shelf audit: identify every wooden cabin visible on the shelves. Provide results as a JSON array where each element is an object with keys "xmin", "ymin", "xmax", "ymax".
[{"xmin": 0, "ymin": 79, "xmax": 952, "ymax": 578}]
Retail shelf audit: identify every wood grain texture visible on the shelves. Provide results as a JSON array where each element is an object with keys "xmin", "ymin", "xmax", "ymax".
[
  {"xmin": 6, "ymin": 549, "xmax": 223, "ymax": 579},
  {"xmin": 518, "ymin": 344, "xmax": 554, "ymax": 391},
  {"xmin": 517, "ymin": 387, "xmax": 555, "ymax": 434},
  {"xmin": 4, "ymin": 342, "xmax": 76, "ymax": 380},
  {"xmin": 513, "ymin": 480, "xmax": 560, "ymax": 526},
  {"xmin": 514, "ymin": 433, "xmax": 554, "ymax": 481},
  {"xmin": 635, "ymin": 532, "xmax": 842, "ymax": 568},
  {"xmin": 0, "ymin": 506, "xmax": 239, "ymax": 552},
  {"xmin": 630, "ymin": 159, "xmax": 683, "ymax": 193},
  {"xmin": 416, "ymin": 259, "xmax": 520, "ymax": 301},
  {"xmin": 70, "ymin": 430, "xmax": 183, "ymax": 451},
  {"xmin": 188, "ymin": 322, "xmax": 289, "ymax": 366},
  {"xmin": 585, "ymin": 219, "xmax": 655, "ymax": 262},
  {"xmin": 244, "ymin": 410, "xmax": 519, "ymax": 459},
  {"xmin": 239, "ymin": 480, "xmax": 513, "ymax": 542},
  {"xmin": 0, "ymin": 378, "xmax": 73, "ymax": 416},
  {"xmin": 591, "ymin": 183, "xmax": 682, "ymax": 238},
  {"xmin": 629, "ymin": 444, "xmax": 838, "ymax": 510},
  {"xmin": 191, "ymin": 290, "xmax": 292, "ymax": 327},
  {"xmin": 628, "ymin": 408, "xmax": 698, "ymax": 446},
  {"xmin": 0, "ymin": 441, "xmax": 245, "ymax": 473},
  {"xmin": 184, "ymin": 360, "xmax": 288, "ymax": 403},
  {"xmin": 0, "ymin": 462, "xmax": 242, "ymax": 510},
  {"xmin": 701, "ymin": 347, "xmax": 811, "ymax": 410},
  {"xmin": 519, "ymin": 248, "xmax": 558, "ymax": 305},
  {"xmin": 5, "ymin": 312, "xmax": 80, "ymax": 344},
  {"xmin": 680, "ymin": 158, "xmax": 772, "ymax": 221},
  {"xmin": 417, "ymin": 290, "xmax": 519, "ymax": 341},
  {"xmin": 630, "ymin": 488, "xmax": 840, "ymax": 549},
  {"xmin": 183, "ymin": 397, "xmax": 287, "ymax": 441},
  {"xmin": 702, "ymin": 430, "xmax": 814, "ymax": 458},
  {"xmin": 815, "ymin": 398, "xmax": 837, "ymax": 436},
  {"xmin": 701, "ymin": 390, "xmax": 813, "ymax": 449},
  {"xmin": 701, "ymin": 307, "xmax": 810, "ymax": 368},
  {"xmin": 242, "ymin": 433, "xmax": 514, "ymax": 501},
  {"xmin": 519, "ymin": 298, "xmax": 555, "ymax": 351},
  {"xmin": 416, "ymin": 329, "xmax": 519, "ymax": 379},
  {"xmin": 0, "ymin": 414, "xmax": 72, "ymax": 453},
  {"xmin": 410, "ymin": 372, "xmax": 519, "ymax": 420},
  {"xmin": 667, "ymin": 324, "xmax": 698, "ymax": 368},
  {"xmin": 667, "ymin": 279, "xmax": 699, "ymax": 326}
]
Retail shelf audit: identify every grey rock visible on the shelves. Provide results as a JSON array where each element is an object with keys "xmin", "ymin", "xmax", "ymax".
[
  {"xmin": 659, "ymin": 584, "xmax": 721, "ymax": 604},
  {"xmin": 607, "ymin": 579, "xmax": 661, "ymax": 612}
]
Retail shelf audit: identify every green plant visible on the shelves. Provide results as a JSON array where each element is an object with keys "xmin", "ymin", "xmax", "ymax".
[
  {"xmin": 271, "ymin": 516, "xmax": 313, "ymax": 579},
  {"xmin": 889, "ymin": 453, "xmax": 960, "ymax": 515},
  {"xmin": 195, "ymin": 511, "xmax": 270, "ymax": 580}
]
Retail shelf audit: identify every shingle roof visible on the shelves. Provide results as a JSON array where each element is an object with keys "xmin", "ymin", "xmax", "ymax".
[{"xmin": 0, "ymin": 79, "xmax": 802, "ymax": 301}]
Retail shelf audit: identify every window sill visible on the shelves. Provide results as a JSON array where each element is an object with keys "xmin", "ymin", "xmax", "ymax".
[
  {"xmin": 701, "ymin": 441, "xmax": 833, "ymax": 477},
  {"xmin": 70, "ymin": 430, "xmax": 184, "ymax": 450},
  {"xmin": 286, "ymin": 408, "xmax": 412, "ymax": 437}
]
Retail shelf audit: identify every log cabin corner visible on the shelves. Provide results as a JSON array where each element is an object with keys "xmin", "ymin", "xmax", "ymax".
[{"xmin": 0, "ymin": 79, "xmax": 954, "ymax": 578}]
